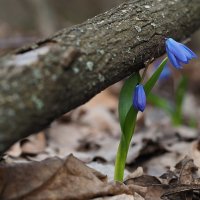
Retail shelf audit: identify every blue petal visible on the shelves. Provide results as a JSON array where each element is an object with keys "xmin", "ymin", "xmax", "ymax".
[
  {"xmin": 166, "ymin": 46, "xmax": 182, "ymax": 69},
  {"xmin": 178, "ymin": 44, "xmax": 193, "ymax": 60},
  {"xmin": 180, "ymin": 44, "xmax": 197, "ymax": 59},
  {"xmin": 166, "ymin": 39, "xmax": 188, "ymax": 63},
  {"xmin": 137, "ymin": 86, "xmax": 146, "ymax": 111}
]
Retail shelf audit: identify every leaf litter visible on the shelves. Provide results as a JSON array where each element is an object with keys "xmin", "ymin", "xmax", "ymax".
[{"xmin": 2, "ymin": 75, "xmax": 200, "ymax": 199}]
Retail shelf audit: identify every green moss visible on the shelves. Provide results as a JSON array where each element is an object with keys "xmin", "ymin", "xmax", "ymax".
[{"xmin": 31, "ymin": 95, "xmax": 44, "ymax": 110}]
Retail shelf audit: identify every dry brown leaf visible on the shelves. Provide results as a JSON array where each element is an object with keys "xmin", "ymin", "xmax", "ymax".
[
  {"xmin": 125, "ymin": 156, "xmax": 200, "ymax": 200},
  {"xmin": 125, "ymin": 167, "xmax": 144, "ymax": 181},
  {"xmin": 6, "ymin": 132, "xmax": 46, "ymax": 158},
  {"xmin": 20, "ymin": 132, "xmax": 46, "ymax": 155},
  {"xmin": 175, "ymin": 156, "xmax": 197, "ymax": 185},
  {"xmin": 125, "ymin": 175, "xmax": 166, "ymax": 200},
  {"xmin": 189, "ymin": 140, "xmax": 200, "ymax": 170},
  {"xmin": 0, "ymin": 154, "xmax": 131, "ymax": 200},
  {"xmin": 5, "ymin": 142, "xmax": 22, "ymax": 157}
]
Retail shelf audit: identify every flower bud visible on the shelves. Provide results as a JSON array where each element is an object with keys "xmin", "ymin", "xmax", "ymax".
[{"xmin": 133, "ymin": 84, "xmax": 146, "ymax": 112}]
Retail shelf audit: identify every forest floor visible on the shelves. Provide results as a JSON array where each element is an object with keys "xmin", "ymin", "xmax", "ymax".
[{"xmin": 1, "ymin": 57, "xmax": 200, "ymax": 199}]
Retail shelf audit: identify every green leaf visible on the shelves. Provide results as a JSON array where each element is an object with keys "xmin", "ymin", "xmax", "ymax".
[
  {"xmin": 147, "ymin": 93, "xmax": 173, "ymax": 115},
  {"xmin": 118, "ymin": 72, "xmax": 141, "ymax": 133},
  {"xmin": 115, "ymin": 73, "xmax": 140, "ymax": 181},
  {"xmin": 123, "ymin": 106, "xmax": 138, "ymax": 141},
  {"xmin": 144, "ymin": 57, "xmax": 168, "ymax": 95}
]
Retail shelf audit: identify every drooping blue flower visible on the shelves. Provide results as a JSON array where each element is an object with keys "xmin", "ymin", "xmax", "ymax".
[
  {"xmin": 133, "ymin": 84, "xmax": 146, "ymax": 112},
  {"xmin": 165, "ymin": 38, "xmax": 197, "ymax": 69}
]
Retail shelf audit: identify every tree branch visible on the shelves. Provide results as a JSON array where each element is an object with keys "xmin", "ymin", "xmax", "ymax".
[{"xmin": 0, "ymin": 0, "xmax": 200, "ymax": 153}]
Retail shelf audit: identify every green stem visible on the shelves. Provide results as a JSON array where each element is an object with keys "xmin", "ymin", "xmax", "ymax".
[
  {"xmin": 114, "ymin": 109, "xmax": 138, "ymax": 181},
  {"xmin": 114, "ymin": 134, "xmax": 128, "ymax": 181}
]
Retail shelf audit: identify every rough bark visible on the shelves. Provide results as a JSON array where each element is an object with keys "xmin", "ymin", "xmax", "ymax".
[{"xmin": 0, "ymin": 0, "xmax": 200, "ymax": 153}]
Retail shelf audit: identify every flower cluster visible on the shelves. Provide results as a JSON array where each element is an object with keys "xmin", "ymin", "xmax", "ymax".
[{"xmin": 133, "ymin": 38, "xmax": 197, "ymax": 112}]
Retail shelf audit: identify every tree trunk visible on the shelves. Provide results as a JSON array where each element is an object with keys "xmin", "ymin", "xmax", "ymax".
[{"xmin": 0, "ymin": 0, "xmax": 200, "ymax": 153}]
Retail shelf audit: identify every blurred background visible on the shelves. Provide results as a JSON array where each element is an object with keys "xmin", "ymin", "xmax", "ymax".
[
  {"xmin": 1, "ymin": 0, "xmax": 200, "ymax": 177},
  {"xmin": 0, "ymin": 0, "xmax": 124, "ymax": 56}
]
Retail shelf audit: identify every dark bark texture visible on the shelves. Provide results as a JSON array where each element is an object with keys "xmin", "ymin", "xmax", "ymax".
[{"xmin": 0, "ymin": 0, "xmax": 200, "ymax": 153}]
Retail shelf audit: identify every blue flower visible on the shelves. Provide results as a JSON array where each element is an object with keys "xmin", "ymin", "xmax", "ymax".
[
  {"xmin": 165, "ymin": 38, "xmax": 197, "ymax": 69},
  {"xmin": 133, "ymin": 84, "xmax": 146, "ymax": 112}
]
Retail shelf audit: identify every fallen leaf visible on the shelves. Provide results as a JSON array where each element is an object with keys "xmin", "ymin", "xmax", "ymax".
[
  {"xmin": 125, "ymin": 156, "xmax": 200, "ymax": 200},
  {"xmin": 6, "ymin": 132, "xmax": 46, "ymax": 158},
  {"xmin": 0, "ymin": 154, "xmax": 131, "ymax": 200},
  {"xmin": 20, "ymin": 132, "xmax": 46, "ymax": 155}
]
